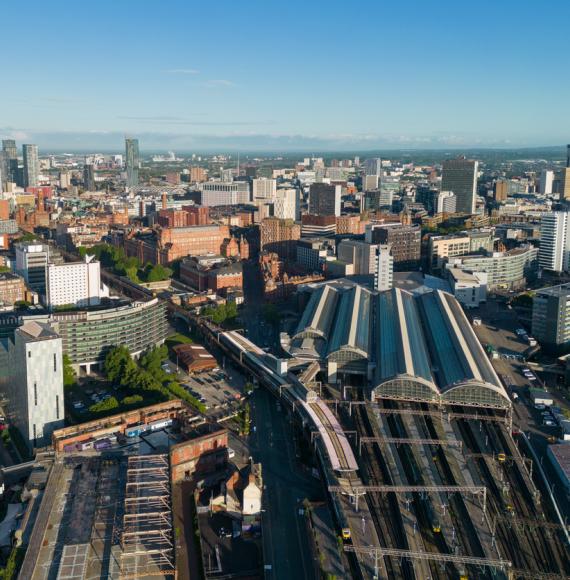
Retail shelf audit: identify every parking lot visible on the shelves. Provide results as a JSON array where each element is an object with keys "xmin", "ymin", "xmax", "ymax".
[{"xmin": 161, "ymin": 359, "xmax": 247, "ymax": 419}]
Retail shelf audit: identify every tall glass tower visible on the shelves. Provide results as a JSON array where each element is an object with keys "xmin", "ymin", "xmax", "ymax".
[
  {"xmin": 125, "ymin": 138, "xmax": 140, "ymax": 188},
  {"xmin": 2, "ymin": 139, "xmax": 19, "ymax": 183},
  {"xmin": 22, "ymin": 144, "xmax": 39, "ymax": 189}
]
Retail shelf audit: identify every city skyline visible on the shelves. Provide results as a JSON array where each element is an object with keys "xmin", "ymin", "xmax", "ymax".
[{"xmin": 2, "ymin": 0, "xmax": 570, "ymax": 150}]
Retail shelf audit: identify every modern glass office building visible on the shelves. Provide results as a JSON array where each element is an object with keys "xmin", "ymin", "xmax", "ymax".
[
  {"xmin": 125, "ymin": 137, "xmax": 140, "ymax": 188},
  {"xmin": 287, "ymin": 281, "xmax": 510, "ymax": 410}
]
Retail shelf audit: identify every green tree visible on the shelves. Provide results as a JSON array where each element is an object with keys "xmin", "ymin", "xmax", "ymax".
[
  {"xmin": 62, "ymin": 354, "xmax": 76, "ymax": 388},
  {"xmin": 122, "ymin": 394, "xmax": 144, "ymax": 406},
  {"xmin": 104, "ymin": 346, "xmax": 136, "ymax": 384},
  {"xmin": 144, "ymin": 263, "xmax": 173, "ymax": 282},
  {"xmin": 89, "ymin": 397, "xmax": 119, "ymax": 413}
]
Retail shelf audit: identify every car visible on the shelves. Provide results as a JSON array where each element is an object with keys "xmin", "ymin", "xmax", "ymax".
[
  {"xmin": 535, "ymin": 404, "xmax": 546, "ymax": 411},
  {"xmin": 516, "ymin": 329, "xmax": 526, "ymax": 336},
  {"xmin": 544, "ymin": 419, "xmax": 555, "ymax": 427}
]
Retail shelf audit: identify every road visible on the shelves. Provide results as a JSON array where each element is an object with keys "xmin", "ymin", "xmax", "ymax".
[{"xmin": 249, "ymin": 388, "xmax": 321, "ymax": 580}]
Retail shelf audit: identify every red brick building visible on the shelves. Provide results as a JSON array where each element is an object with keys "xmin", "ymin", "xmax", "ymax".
[{"xmin": 170, "ymin": 425, "xmax": 228, "ymax": 482}]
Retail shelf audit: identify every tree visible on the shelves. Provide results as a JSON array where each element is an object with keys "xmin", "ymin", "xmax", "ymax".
[
  {"xmin": 144, "ymin": 263, "xmax": 172, "ymax": 282},
  {"xmin": 104, "ymin": 346, "xmax": 136, "ymax": 384},
  {"xmin": 62, "ymin": 354, "xmax": 76, "ymax": 388},
  {"xmin": 89, "ymin": 397, "xmax": 119, "ymax": 413},
  {"xmin": 122, "ymin": 394, "xmax": 144, "ymax": 406}
]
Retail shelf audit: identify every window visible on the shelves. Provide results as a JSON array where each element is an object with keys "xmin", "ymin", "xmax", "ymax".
[
  {"xmin": 34, "ymin": 382, "xmax": 37, "ymax": 406},
  {"xmin": 28, "ymin": 350, "xmax": 31, "ymax": 358},
  {"xmin": 54, "ymin": 353, "xmax": 57, "ymax": 372},
  {"xmin": 33, "ymin": 424, "xmax": 37, "ymax": 443},
  {"xmin": 56, "ymin": 395, "xmax": 60, "ymax": 419}
]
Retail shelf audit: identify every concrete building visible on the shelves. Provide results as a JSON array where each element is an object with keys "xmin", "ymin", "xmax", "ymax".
[
  {"xmin": 22, "ymin": 144, "xmax": 39, "ymax": 189},
  {"xmin": 309, "ymin": 183, "xmax": 341, "ymax": 217},
  {"xmin": 540, "ymin": 170, "xmax": 554, "ymax": 195},
  {"xmin": 274, "ymin": 188, "xmax": 300, "ymax": 220},
  {"xmin": 83, "ymin": 163, "xmax": 95, "ymax": 190},
  {"xmin": 560, "ymin": 145, "xmax": 570, "ymax": 200},
  {"xmin": 441, "ymin": 157, "xmax": 478, "ymax": 214},
  {"xmin": 337, "ymin": 240, "xmax": 378, "ymax": 275},
  {"xmin": 365, "ymin": 223, "xmax": 421, "ymax": 271},
  {"xmin": 301, "ymin": 214, "xmax": 336, "ymax": 238},
  {"xmin": 6, "ymin": 321, "xmax": 64, "ymax": 450},
  {"xmin": 125, "ymin": 138, "xmax": 140, "ymax": 188},
  {"xmin": 260, "ymin": 218, "xmax": 300, "ymax": 261},
  {"xmin": 252, "ymin": 178, "xmax": 276, "ymax": 201},
  {"xmin": 427, "ymin": 229, "xmax": 495, "ymax": 272},
  {"xmin": 362, "ymin": 174, "xmax": 379, "ymax": 191},
  {"xmin": 375, "ymin": 245, "xmax": 393, "ymax": 291},
  {"xmin": 46, "ymin": 255, "xmax": 109, "ymax": 308},
  {"xmin": 538, "ymin": 211, "xmax": 570, "ymax": 272},
  {"xmin": 435, "ymin": 190, "xmax": 457, "ymax": 213},
  {"xmin": 494, "ymin": 180, "xmax": 509, "ymax": 202},
  {"xmin": 296, "ymin": 238, "xmax": 332, "ymax": 273},
  {"xmin": 447, "ymin": 267, "xmax": 487, "ymax": 308},
  {"xmin": 15, "ymin": 243, "xmax": 50, "ymax": 294},
  {"xmin": 0, "ymin": 272, "xmax": 26, "ymax": 306},
  {"xmin": 198, "ymin": 181, "xmax": 250, "ymax": 206},
  {"xmin": 446, "ymin": 245, "xmax": 538, "ymax": 290},
  {"xmin": 364, "ymin": 157, "xmax": 381, "ymax": 176},
  {"xmin": 532, "ymin": 283, "xmax": 570, "ymax": 353}
]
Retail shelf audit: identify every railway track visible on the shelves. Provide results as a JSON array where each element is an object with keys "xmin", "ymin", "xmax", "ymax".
[
  {"xmin": 353, "ymin": 404, "xmax": 415, "ymax": 580},
  {"xmin": 310, "ymin": 401, "xmax": 351, "ymax": 470}
]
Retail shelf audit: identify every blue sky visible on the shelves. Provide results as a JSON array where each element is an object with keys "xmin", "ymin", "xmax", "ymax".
[{"xmin": 1, "ymin": 0, "xmax": 569, "ymax": 151}]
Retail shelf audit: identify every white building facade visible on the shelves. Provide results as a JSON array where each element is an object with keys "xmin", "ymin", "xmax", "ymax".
[
  {"xmin": 375, "ymin": 245, "xmax": 394, "ymax": 291},
  {"xmin": 539, "ymin": 211, "xmax": 570, "ymax": 272}
]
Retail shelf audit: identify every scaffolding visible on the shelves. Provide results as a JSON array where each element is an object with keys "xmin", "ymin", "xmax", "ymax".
[
  {"xmin": 344, "ymin": 545, "xmax": 512, "ymax": 580},
  {"xmin": 120, "ymin": 454, "xmax": 174, "ymax": 579}
]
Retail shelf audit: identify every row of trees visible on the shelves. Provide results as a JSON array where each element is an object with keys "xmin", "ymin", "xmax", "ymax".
[
  {"xmin": 78, "ymin": 244, "xmax": 172, "ymax": 284},
  {"xmin": 201, "ymin": 301, "xmax": 238, "ymax": 325},
  {"xmin": 102, "ymin": 344, "xmax": 205, "ymax": 413}
]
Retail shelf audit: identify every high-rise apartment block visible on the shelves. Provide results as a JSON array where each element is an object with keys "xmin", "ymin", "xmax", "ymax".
[
  {"xmin": 364, "ymin": 157, "xmax": 382, "ymax": 176},
  {"xmin": 532, "ymin": 283, "xmax": 570, "ymax": 352},
  {"xmin": 375, "ymin": 245, "xmax": 394, "ymax": 291},
  {"xmin": 274, "ymin": 188, "xmax": 299, "ymax": 221},
  {"xmin": 538, "ymin": 211, "xmax": 570, "ymax": 272},
  {"xmin": 23, "ymin": 144, "xmax": 39, "ymax": 188},
  {"xmin": 2, "ymin": 139, "xmax": 18, "ymax": 184},
  {"xmin": 7, "ymin": 321, "xmax": 64, "ymax": 450},
  {"xmin": 125, "ymin": 138, "xmax": 140, "ymax": 188},
  {"xmin": 560, "ymin": 145, "xmax": 570, "ymax": 200},
  {"xmin": 494, "ymin": 179, "xmax": 508, "ymax": 202},
  {"xmin": 540, "ymin": 170, "xmax": 554, "ymax": 195},
  {"xmin": 441, "ymin": 157, "xmax": 478, "ymax": 214},
  {"xmin": 252, "ymin": 178, "xmax": 277, "ymax": 201},
  {"xmin": 308, "ymin": 183, "xmax": 341, "ymax": 217},
  {"xmin": 83, "ymin": 163, "xmax": 95, "ymax": 191}
]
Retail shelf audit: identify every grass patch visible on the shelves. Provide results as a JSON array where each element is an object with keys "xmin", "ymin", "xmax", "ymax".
[{"xmin": 165, "ymin": 333, "xmax": 194, "ymax": 349}]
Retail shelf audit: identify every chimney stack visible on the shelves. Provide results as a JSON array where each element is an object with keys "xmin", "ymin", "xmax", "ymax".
[{"xmin": 161, "ymin": 192, "xmax": 167, "ymax": 210}]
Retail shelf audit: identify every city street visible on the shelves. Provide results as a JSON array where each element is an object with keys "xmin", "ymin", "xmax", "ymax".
[{"xmin": 249, "ymin": 388, "xmax": 322, "ymax": 580}]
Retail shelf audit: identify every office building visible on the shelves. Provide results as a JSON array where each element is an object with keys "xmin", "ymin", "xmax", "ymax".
[
  {"xmin": 22, "ymin": 144, "xmax": 39, "ymax": 188},
  {"xmin": 296, "ymin": 239, "xmax": 332, "ymax": 273},
  {"xmin": 364, "ymin": 157, "xmax": 382, "ymax": 176},
  {"xmin": 538, "ymin": 211, "xmax": 570, "ymax": 272},
  {"xmin": 427, "ymin": 229, "xmax": 495, "ymax": 272},
  {"xmin": 274, "ymin": 188, "xmax": 299, "ymax": 220},
  {"xmin": 15, "ymin": 243, "xmax": 50, "ymax": 294},
  {"xmin": 337, "ymin": 240, "xmax": 378, "ymax": 275},
  {"xmin": 46, "ymin": 255, "xmax": 109, "ymax": 308},
  {"xmin": 560, "ymin": 145, "xmax": 570, "ymax": 200},
  {"xmin": 83, "ymin": 163, "xmax": 95, "ymax": 190},
  {"xmin": 5, "ymin": 321, "xmax": 64, "ymax": 450},
  {"xmin": 435, "ymin": 190, "xmax": 457, "ymax": 213},
  {"xmin": 198, "ymin": 181, "xmax": 250, "ymax": 206},
  {"xmin": 260, "ymin": 218, "xmax": 300, "ymax": 261},
  {"xmin": 540, "ymin": 170, "xmax": 554, "ymax": 195},
  {"xmin": 252, "ymin": 178, "xmax": 277, "ymax": 201},
  {"xmin": 375, "ymin": 245, "xmax": 393, "ymax": 291},
  {"xmin": 365, "ymin": 223, "xmax": 421, "ymax": 271},
  {"xmin": 301, "ymin": 214, "xmax": 337, "ymax": 238},
  {"xmin": 309, "ymin": 183, "xmax": 341, "ymax": 217},
  {"xmin": 441, "ymin": 157, "xmax": 478, "ymax": 214},
  {"xmin": 362, "ymin": 174, "xmax": 379, "ymax": 191},
  {"xmin": 125, "ymin": 138, "xmax": 140, "ymax": 188},
  {"xmin": 494, "ymin": 180, "xmax": 508, "ymax": 202},
  {"xmin": 190, "ymin": 166, "xmax": 207, "ymax": 182},
  {"xmin": 532, "ymin": 283, "xmax": 570, "ymax": 352}
]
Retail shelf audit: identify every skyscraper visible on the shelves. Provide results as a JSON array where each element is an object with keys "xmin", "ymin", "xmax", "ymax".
[
  {"xmin": 308, "ymin": 183, "xmax": 341, "ymax": 217},
  {"xmin": 441, "ymin": 157, "xmax": 478, "ymax": 214},
  {"xmin": 538, "ymin": 211, "xmax": 570, "ymax": 273},
  {"xmin": 540, "ymin": 170, "xmax": 554, "ymax": 195},
  {"xmin": 560, "ymin": 144, "xmax": 570, "ymax": 200},
  {"xmin": 125, "ymin": 137, "xmax": 140, "ymax": 188},
  {"xmin": 22, "ymin": 144, "xmax": 39, "ymax": 188},
  {"xmin": 83, "ymin": 163, "xmax": 95, "ymax": 191},
  {"xmin": 2, "ymin": 139, "xmax": 18, "ymax": 184},
  {"xmin": 364, "ymin": 157, "xmax": 382, "ymax": 176}
]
